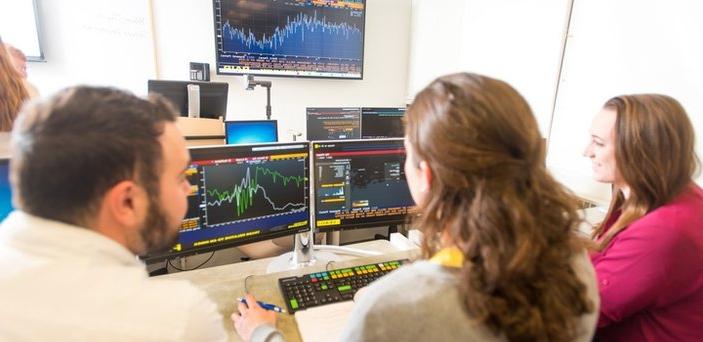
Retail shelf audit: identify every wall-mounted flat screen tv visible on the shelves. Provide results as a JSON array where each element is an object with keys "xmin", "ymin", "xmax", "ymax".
[{"xmin": 212, "ymin": 0, "xmax": 366, "ymax": 79}]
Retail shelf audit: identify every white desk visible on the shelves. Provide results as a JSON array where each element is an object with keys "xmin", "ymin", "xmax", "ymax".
[
  {"xmin": 159, "ymin": 207, "xmax": 606, "ymax": 341},
  {"xmin": 160, "ymin": 240, "xmax": 420, "ymax": 342}
]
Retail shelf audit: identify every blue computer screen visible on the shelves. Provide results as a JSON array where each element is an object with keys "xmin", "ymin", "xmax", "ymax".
[
  {"xmin": 0, "ymin": 159, "xmax": 13, "ymax": 221},
  {"xmin": 225, "ymin": 120, "xmax": 278, "ymax": 145}
]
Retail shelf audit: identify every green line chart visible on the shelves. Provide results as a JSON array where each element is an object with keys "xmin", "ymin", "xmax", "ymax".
[{"xmin": 203, "ymin": 159, "xmax": 307, "ymax": 225}]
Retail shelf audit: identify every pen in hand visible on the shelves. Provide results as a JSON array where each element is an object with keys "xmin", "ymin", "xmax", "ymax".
[{"xmin": 236, "ymin": 297, "xmax": 286, "ymax": 313}]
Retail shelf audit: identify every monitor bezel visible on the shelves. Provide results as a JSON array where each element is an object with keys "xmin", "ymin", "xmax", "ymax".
[
  {"xmin": 310, "ymin": 138, "xmax": 412, "ymax": 234},
  {"xmin": 141, "ymin": 141, "xmax": 312, "ymax": 262},
  {"xmin": 224, "ymin": 120, "xmax": 279, "ymax": 145}
]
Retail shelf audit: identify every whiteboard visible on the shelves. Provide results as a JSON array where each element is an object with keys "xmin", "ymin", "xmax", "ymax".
[
  {"xmin": 547, "ymin": 0, "xmax": 703, "ymax": 204},
  {"xmin": 28, "ymin": 0, "xmax": 156, "ymax": 96},
  {"xmin": 407, "ymin": 0, "xmax": 571, "ymax": 136},
  {"xmin": 0, "ymin": 0, "xmax": 43, "ymax": 60}
]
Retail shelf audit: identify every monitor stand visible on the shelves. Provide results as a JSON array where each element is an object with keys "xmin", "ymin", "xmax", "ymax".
[{"xmin": 266, "ymin": 230, "xmax": 340, "ymax": 273}]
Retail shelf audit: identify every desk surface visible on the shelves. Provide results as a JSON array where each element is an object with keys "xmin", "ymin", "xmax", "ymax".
[
  {"xmin": 159, "ymin": 207, "xmax": 605, "ymax": 342},
  {"xmin": 160, "ymin": 240, "xmax": 420, "ymax": 342}
]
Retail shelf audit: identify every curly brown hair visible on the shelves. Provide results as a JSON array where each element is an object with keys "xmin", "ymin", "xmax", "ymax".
[{"xmin": 405, "ymin": 73, "xmax": 594, "ymax": 341}]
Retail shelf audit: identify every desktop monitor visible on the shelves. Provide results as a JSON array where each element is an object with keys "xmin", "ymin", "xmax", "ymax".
[
  {"xmin": 306, "ymin": 107, "xmax": 361, "ymax": 141},
  {"xmin": 147, "ymin": 80, "xmax": 228, "ymax": 119},
  {"xmin": 361, "ymin": 107, "xmax": 406, "ymax": 139},
  {"xmin": 0, "ymin": 158, "xmax": 12, "ymax": 221},
  {"xmin": 225, "ymin": 120, "xmax": 278, "ymax": 145},
  {"xmin": 142, "ymin": 142, "xmax": 311, "ymax": 262},
  {"xmin": 311, "ymin": 139, "xmax": 414, "ymax": 233}
]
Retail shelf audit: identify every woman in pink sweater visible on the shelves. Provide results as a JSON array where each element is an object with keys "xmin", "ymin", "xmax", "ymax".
[{"xmin": 585, "ymin": 94, "xmax": 703, "ymax": 341}]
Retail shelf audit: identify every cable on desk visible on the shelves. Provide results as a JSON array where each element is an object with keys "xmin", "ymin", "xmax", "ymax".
[
  {"xmin": 243, "ymin": 273, "xmax": 258, "ymax": 293},
  {"xmin": 325, "ymin": 260, "xmax": 337, "ymax": 272},
  {"xmin": 168, "ymin": 251, "xmax": 216, "ymax": 272}
]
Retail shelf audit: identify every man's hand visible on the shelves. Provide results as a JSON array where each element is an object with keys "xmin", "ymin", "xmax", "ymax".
[{"xmin": 231, "ymin": 294, "xmax": 277, "ymax": 342}]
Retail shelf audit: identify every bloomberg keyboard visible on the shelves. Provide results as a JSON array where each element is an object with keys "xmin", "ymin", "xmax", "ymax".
[{"xmin": 278, "ymin": 259, "xmax": 407, "ymax": 313}]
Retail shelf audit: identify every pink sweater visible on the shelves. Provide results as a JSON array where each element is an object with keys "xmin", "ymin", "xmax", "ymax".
[{"xmin": 591, "ymin": 184, "xmax": 703, "ymax": 341}]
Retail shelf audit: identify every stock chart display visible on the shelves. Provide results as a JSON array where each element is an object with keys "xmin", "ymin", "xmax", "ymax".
[
  {"xmin": 213, "ymin": 0, "xmax": 366, "ymax": 78},
  {"xmin": 312, "ymin": 139, "xmax": 414, "ymax": 232},
  {"xmin": 306, "ymin": 107, "xmax": 361, "ymax": 140},
  {"xmin": 203, "ymin": 159, "xmax": 306, "ymax": 225},
  {"xmin": 361, "ymin": 107, "xmax": 406, "ymax": 139},
  {"xmin": 146, "ymin": 143, "xmax": 310, "ymax": 261}
]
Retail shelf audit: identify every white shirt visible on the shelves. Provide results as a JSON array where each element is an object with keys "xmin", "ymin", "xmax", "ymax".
[{"xmin": 0, "ymin": 211, "xmax": 227, "ymax": 341}]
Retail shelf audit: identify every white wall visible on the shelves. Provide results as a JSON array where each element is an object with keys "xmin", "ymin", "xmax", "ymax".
[
  {"xmin": 27, "ymin": 0, "xmax": 155, "ymax": 96},
  {"xmin": 408, "ymin": 0, "xmax": 571, "ymax": 136},
  {"xmin": 151, "ymin": 0, "xmax": 412, "ymax": 141}
]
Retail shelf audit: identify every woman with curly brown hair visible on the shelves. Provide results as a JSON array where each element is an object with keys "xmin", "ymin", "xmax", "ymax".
[
  {"xmin": 233, "ymin": 73, "xmax": 598, "ymax": 342},
  {"xmin": 0, "ymin": 36, "xmax": 29, "ymax": 131}
]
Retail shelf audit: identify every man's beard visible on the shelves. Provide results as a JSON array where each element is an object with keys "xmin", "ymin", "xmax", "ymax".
[{"xmin": 139, "ymin": 193, "xmax": 179, "ymax": 255}]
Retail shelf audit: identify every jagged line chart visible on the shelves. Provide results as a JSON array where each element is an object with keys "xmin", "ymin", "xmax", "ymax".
[
  {"xmin": 203, "ymin": 162, "xmax": 307, "ymax": 225},
  {"xmin": 221, "ymin": 10, "xmax": 363, "ymax": 59},
  {"xmin": 207, "ymin": 166, "xmax": 305, "ymax": 215}
]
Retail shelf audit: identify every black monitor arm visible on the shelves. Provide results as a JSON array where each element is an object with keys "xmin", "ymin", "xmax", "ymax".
[{"xmin": 245, "ymin": 75, "xmax": 272, "ymax": 120}]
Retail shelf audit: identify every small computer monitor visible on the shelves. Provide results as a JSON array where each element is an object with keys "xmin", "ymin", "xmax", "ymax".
[
  {"xmin": 225, "ymin": 120, "xmax": 278, "ymax": 145},
  {"xmin": 306, "ymin": 107, "xmax": 361, "ymax": 141},
  {"xmin": 361, "ymin": 107, "xmax": 406, "ymax": 139},
  {"xmin": 147, "ymin": 80, "xmax": 228, "ymax": 119},
  {"xmin": 0, "ymin": 158, "xmax": 12, "ymax": 221},
  {"xmin": 312, "ymin": 139, "xmax": 414, "ymax": 233},
  {"xmin": 141, "ymin": 142, "xmax": 311, "ymax": 262}
]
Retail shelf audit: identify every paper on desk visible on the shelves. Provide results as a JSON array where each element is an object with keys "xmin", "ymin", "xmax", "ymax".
[{"xmin": 294, "ymin": 301, "xmax": 355, "ymax": 342}]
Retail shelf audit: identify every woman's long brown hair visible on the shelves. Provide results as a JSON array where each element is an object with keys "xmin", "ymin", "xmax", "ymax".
[
  {"xmin": 405, "ymin": 73, "xmax": 593, "ymax": 341},
  {"xmin": 0, "ymin": 39, "xmax": 29, "ymax": 131},
  {"xmin": 591, "ymin": 94, "xmax": 699, "ymax": 251}
]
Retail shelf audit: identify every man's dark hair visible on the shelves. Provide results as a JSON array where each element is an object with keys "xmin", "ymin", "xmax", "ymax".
[{"xmin": 10, "ymin": 86, "xmax": 178, "ymax": 226}]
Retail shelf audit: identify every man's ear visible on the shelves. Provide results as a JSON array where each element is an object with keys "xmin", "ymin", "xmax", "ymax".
[
  {"xmin": 418, "ymin": 160, "xmax": 432, "ymax": 193},
  {"xmin": 101, "ymin": 180, "xmax": 146, "ymax": 228}
]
